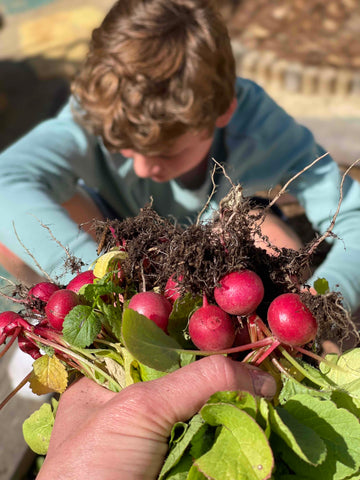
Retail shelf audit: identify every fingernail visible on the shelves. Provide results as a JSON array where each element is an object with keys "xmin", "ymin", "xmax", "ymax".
[{"xmin": 248, "ymin": 367, "xmax": 277, "ymax": 399}]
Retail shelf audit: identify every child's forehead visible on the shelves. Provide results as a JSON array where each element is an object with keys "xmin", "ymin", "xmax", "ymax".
[
  {"xmin": 158, "ymin": 129, "xmax": 211, "ymax": 154},
  {"xmin": 127, "ymin": 129, "xmax": 213, "ymax": 157}
]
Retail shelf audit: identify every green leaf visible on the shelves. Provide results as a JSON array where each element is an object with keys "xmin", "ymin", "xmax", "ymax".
[
  {"xmin": 320, "ymin": 349, "xmax": 360, "ymax": 386},
  {"xmin": 187, "ymin": 465, "xmax": 208, "ymax": 479},
  {"xmin": 162, "ymin": 454, "xmax": 194, "ymax": 480},
  {"xmin": 313, "ymin": 278, "xmax": 330, "ymax": 295},
  {"xmin": 280, "ymin": 394, "xmax": 360, "ymax": 479},
  {"xmin": 121, "ymin": 347, "xmax": 139, "ymax": 386},
  {"xmin": 159, "ymin": 415, "xmax": 204, "ymax": 480},
  {"xmin": 278, "ymin": 375, "xmax": 331, "ymax": 405},
  {"xmin": 98, "ymin": 300, "xmax": 122, "ymax": 340},
  {"xmin": 320, "ymin": 349, "xmax": 360, "ymax": 410},
  {"xmin": 121, "ymin": 308, "xmax": 184, "ymax": 372},
  {"xmin": 269, "ymin": 403, "xmax": 327, "ymax": 466},
  {"xmin": 22, "ymin": 401, "xmax": 57, "ymax": 455},
  {"xmin": 257, "ymin": 398, "xmax": 271, "ymax": 439},
  {"xmin": 330, "ymin": 388, "xmax": 360, "ymax": 418},
  {"xmin": 195, "ymin": 403, "xmax": 274, "ymax": 479},
  {"xmin": 189, "ymin": 424, "xmax": 215, "ymax": 460},
  {"xmin": 138, "ymin": 362, "xmax": 168, "ymax": 382},
  {"xmin": 180, "ymin": 352, "xmax": 196, "ymax": 368},
  {"xmin": 207, "ymin": 390, "xmax": 257, "ymax": 418},
  {"xmin": 81, "ymin": 280, "xmax": 120, "ymax": 303},
  {"xmin": 169, "ymin": 422, "xmax": 188, "ymax": 447},
  {"xmin": 168, "ymin": 294, "xmax": 202, "ymax": 348},
  {"xmin": 62, "ymin": 305, "xmax": 102, "ymax": 348}
]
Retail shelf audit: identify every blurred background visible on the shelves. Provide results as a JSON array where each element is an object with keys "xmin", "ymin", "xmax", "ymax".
[{"xmin": 0, "ymin": 0, "xmax": 359, "ymax": 478}]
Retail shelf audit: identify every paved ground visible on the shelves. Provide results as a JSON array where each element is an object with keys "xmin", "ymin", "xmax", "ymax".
[{"xmin": 0, "ymin": 1, "xmax": 359, "ymax": 479}]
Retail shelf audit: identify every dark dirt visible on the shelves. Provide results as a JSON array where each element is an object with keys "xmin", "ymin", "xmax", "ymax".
[{"xmin": 220, "ymin": 0, "xmax": 360, "ymax": 69}]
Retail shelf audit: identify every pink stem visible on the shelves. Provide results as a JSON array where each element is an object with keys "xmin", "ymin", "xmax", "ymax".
[
  {"xmin": 242, "ymin": 347, "xmax": 265, "ymax": 363},
  {"xmin": 254, "ymin": 340, "xmax": 281, "ymax": 366},
  {"xmin": 248, "ymin": 313, "xmax": 272, "ymax": 337},
  {"xmin": 193, "ymin": 336, "xmax": 275, "ymax": 356},
  {"xmin": 108, "ymin": 226, "xmax": 120, "ymax": 245},
  {"xmin": 0, "ymin": 327, "xmax": 21, "ymax": 358},
  {"xmin": 0, "ymin": 371, "xmax": 33, "ymax": 410},
  {"xmin": 202, "ymin": 294, "xmax": 209, "ymax": 308},
  {"xmin": 33, "ymin": 325, "xmax": 67, "ymax": 346},
  {"xmin": 247, "ymin": 314, "xmax": 266, "ymax": 342},
  {"xmin": 294, "ymin": 344, "xmax": 330, "ymax": 364}
]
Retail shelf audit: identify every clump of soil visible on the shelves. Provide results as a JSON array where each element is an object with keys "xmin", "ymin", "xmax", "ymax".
[{"xmin": 94, "ymin": 183, "xmax": 358, "ymax": 351}]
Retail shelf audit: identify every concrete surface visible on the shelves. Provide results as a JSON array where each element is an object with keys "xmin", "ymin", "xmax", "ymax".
[{"xmin": 0, "ymin": 346, "xmax": 44, "ymax": 480}]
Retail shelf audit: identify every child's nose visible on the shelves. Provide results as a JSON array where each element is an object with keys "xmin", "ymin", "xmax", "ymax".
[{"xmin": 132, "ymin": 153, "xmax": 161, "ymax": 178}]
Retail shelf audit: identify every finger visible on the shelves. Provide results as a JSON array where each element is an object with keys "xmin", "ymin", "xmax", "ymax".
[{"xmin": 113, "ymin": 355, "xmax": 277, "ymax": 438}]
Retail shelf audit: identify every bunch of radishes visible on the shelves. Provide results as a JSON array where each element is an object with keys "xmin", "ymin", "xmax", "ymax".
[
  {"xmin": 188, "ymin": 269, "xmax": 317, "ymax": 352},
  {"xmin": 0, "ymin": 261, "xmax": 318, "ymax": 374},
  {"xmin": 128, "ymin": 268, "xmax": 318, "ymax": 363}
]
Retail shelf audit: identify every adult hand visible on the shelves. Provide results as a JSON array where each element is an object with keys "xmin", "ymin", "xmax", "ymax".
[{"xmin": 37, "ymin": 355, "xmax": 277, "ymax": 480}]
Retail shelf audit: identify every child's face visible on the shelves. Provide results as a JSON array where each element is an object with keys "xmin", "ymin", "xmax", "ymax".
[{"xmin": 120, "ymin": 130, "xmax": 213, "ymax": 183}]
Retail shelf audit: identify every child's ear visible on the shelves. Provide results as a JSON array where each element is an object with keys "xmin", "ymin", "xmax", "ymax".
[{"xmin": 215, "ymin": 98, "xmax": 237, "ymax": 128}]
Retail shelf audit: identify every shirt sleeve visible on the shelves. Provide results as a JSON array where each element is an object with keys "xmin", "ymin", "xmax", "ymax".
[
  {"xmin": 224, "ymin": 79, "xmax": 360, "ymax": 312},
  {"xmin": 290, "ymin": 153, "xmax": 360, "ymax": 313},
  {"xmin": 0, "ymin": 101, "xmax": 99, "ymax": 283}
]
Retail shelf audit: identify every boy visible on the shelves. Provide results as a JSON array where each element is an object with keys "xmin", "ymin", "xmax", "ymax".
[{"xmin": 0, "ymin": 0, "xmax": 359, "ymax": 314}]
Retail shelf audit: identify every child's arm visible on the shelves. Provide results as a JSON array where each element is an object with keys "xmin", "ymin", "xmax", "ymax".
[
  {"xmin": 0, "ymin": 101, "xmax": 100, "ymax": 283},
  {"xmin": 290, "ymin": 156, "xmax": 360, "ymax": 312}
]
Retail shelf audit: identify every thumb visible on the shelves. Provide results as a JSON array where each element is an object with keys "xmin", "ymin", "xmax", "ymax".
[{"xmin": 115, "ymin": 355, "xmax": 277, "ymax": 438}]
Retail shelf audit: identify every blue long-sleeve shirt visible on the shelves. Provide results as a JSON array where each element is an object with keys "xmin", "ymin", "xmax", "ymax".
[{"xmin": 1, "ymin": 78, "xmax": 359, "ymax": 311}]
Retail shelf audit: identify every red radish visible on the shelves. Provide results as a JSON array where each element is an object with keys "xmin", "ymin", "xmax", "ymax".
[
  {"xmin": 18, "ymin": 334, "xmax": 41, "ymax": 359},
  {"xmin": 28, "ymin": 282, "xmax": 60, "ymax": 303},
  {"xmin": 128, "ymin": 291, "xmax": 172, "ymax": 332},
  {"xmin": 267, "ymin": 293, "xmax": 318, "ymax": 346},
  {"xmin": 45, "ymin": 289, "xmax": 81, "ymax": 331},
  {"xmin": 164, "ymin": 275, "xmax": 183, "ymax": 303},
  {"xmin": 214, "ymin": 270, "xmax": 264, "ymax": 315},
  {"xmin": 188, "ymin": 296, "xmax": 236, "ymax": 351},
  {"xmin": 67, "ymin": 270, "xmax": 95, "ymax": 293},
  {"xmin": 0, "ymin": 311, "xmax": 31, "ymax": 343}
]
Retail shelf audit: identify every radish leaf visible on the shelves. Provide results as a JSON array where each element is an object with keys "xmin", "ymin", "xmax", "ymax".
[
  {"xmin": 159, "ymin": 415, "xmax": 204, "ymax": 479},
  {"xmin": 29, "ymin": 354, "xmax": 68, "ymax": 395},
  {"xmin": 195, "ymin": 403, "xmax": 274, "ymax": 479},
  {"xmin": 168, "ymin": 294, "xmax": 202, "ymax": 347},
  {"xmin": 23, "ymin": 400, "xmax": 58, "ymax": 455},
  {"xmin": 62, "ymin": 305, "xmax": 102, "ymax": 348},
  {"xmin": 121, "ymin": 308, "xmax": 183, "ymax": 372},
  {"xmin": 97, "ymin": 300, "xmax": 122, "ymax": 340},
  {"xmin": 280, "ymin": 394, "xmax": 360, "ymax": 479},
  {"xmin": 313, "ymin": 278, "xmax": 330, "ymax": 295},
  {"xmin": 269, "ymin": 403, "xmax": 327, "ymax": 465}
]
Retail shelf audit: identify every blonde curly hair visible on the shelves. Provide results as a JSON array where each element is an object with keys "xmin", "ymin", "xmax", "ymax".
[{"xmin": 72, "ymin": 0, "xmax": 236, "ymax": 154}]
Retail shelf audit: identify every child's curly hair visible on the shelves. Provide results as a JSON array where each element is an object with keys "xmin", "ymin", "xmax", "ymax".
[{"xmin": 72, "ymin": 0, "xmax": 236, "ymax": 154}]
